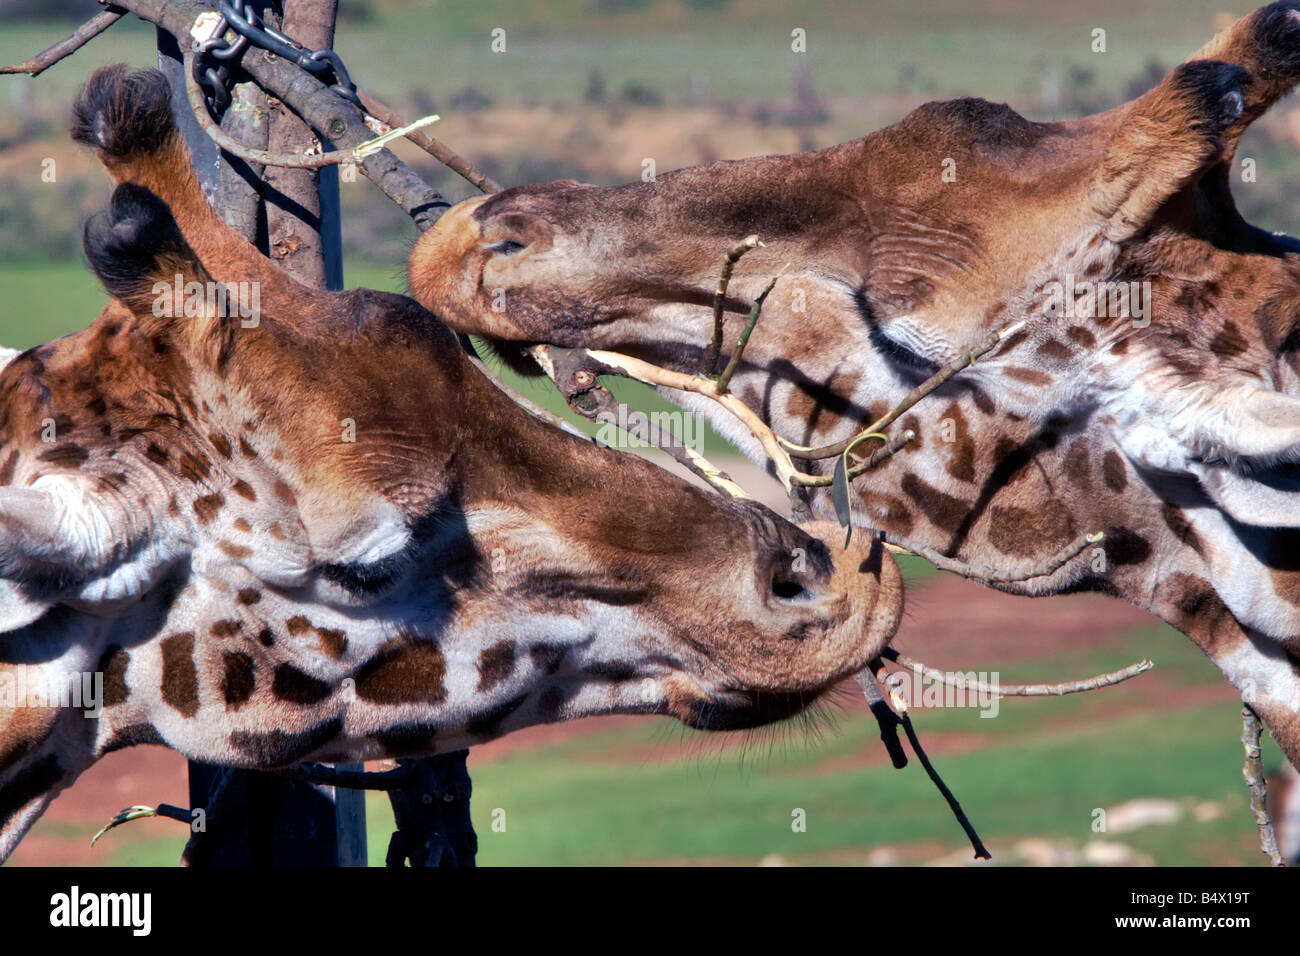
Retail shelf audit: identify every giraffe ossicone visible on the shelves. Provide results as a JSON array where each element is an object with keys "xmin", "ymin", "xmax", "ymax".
[{"xmin": 0, "ymin": 66, "xmax": 903, "ymax": 862}]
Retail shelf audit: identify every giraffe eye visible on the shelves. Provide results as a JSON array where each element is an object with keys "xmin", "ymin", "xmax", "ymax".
[
  {"xmin": 488, "ymin": 238, "xmax": 527, "ymax": 256},
  {"xmin": 318, "ymin": 556, "xmax": 409, "ymax": 598}
]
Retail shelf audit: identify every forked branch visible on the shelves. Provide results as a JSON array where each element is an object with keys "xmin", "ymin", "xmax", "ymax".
[
  {"xmin": 703, "ymin": 234, "xmax": 761, "ymax": 376},
  {"xmin": 0, "ymin": 6, "xmax": 124, "ymax": 77},
  {"xmin": 779, "ymin": 319, "xmax": 1028, "ymax": 460}
]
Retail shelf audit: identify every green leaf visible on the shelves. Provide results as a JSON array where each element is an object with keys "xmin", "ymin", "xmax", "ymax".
[{"xmin": 832, "ymin": 453, "xmax": 852, "ymax": 546}]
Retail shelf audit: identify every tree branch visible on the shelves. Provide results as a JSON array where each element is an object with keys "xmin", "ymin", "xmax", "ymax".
[
  {"xmin": 703, "ymin": 234, "xmax": 760, "ymax": 376},
  {"xmin": 779, "ymin": 319, "xmax": 1028, "ymax": 460},
  {"xmin": 0, "ymin": 6, "xmax": 124, "ymax": 77},
  {"xmin": 881, "ymin": 530, "xmax": 1105, "ymax": 584},
  {"xmin": 1241, "ymin": 704, "xmax": 1286, "ymax": 866},
  {"xmin": 358, "ymin": 91, "xmax": 501, "ymax": 194},
  {"xmin": 881, "ymin": 647, "xmax": 1153, "ymax": 697}
]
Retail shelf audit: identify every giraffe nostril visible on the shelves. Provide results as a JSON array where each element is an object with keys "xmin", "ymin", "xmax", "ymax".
[{"xmin": 771, "ymin": 576, "xmax": 808, "ymax": 601}]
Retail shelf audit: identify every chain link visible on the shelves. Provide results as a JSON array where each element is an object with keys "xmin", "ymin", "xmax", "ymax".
[{"xmin": 192, "ymin": 1, "xmax": 362, "ymax": 119}]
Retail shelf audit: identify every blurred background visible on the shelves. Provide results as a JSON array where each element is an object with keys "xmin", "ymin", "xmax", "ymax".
[{"xmin": 0, "ymin": 0, "xmax": 1291, "ymax": 865}]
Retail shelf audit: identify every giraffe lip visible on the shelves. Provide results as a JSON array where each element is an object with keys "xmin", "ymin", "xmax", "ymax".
[{"xmin": 683, "ymin": 685, "xmax": 831, "ymax": 731}]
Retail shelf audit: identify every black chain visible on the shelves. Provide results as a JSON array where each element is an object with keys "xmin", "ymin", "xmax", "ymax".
[{"xmin": 192, "ymin": 1, "xmax": 362, "ymax": 119}]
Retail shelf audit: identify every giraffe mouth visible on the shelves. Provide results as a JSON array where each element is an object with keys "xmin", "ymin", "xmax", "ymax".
[{"xmin": 679, "ymin": 686, "xmax": 835, "ymax": 731}]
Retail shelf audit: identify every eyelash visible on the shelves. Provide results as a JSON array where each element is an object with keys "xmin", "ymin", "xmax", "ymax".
[
  {"xmin": 318, "ymin": 557, "xmax": 408, "ymax": 598},
  {"xmin": 489, "ymin": 239, "xmax": 526, "ymax": 255}
]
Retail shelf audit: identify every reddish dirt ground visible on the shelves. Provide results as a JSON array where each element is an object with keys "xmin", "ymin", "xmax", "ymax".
[{"xmin": 8, "ymin": 570, "xmax": 1180, "ymax": 866}]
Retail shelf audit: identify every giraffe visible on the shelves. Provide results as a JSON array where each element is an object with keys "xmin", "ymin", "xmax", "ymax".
[
  {"xmin": 407, "ymin": 3, "xmax": 1300, "ymax": 768},
  {"xmin": 0, "ymin": 66, "xmax": 903, "ymax": 861}
]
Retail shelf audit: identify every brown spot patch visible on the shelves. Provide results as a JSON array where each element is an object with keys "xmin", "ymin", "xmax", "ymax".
[
  {"xmin": 271, "ymin": 664, "xmax": 332, "ymax": 705},
  {"xmin": 192, "ymin": 492, "xmax": 225, "ymax": 525},
  {"xmin": 0, "ymin": 449, "xmax": 18, "ymax": 485},
  {"xmin": 1109, "ymin": 339, "xmax": 1129, "ymax": 356},
  {"xmin": 529, "ymin": 643, "xmax": 568, "ymax": 675},
  {"xmin": 1065, "ymin": 326, "xmax": 1097, "ymax": 349},
  {"xmin": 177, "ymin": 452, "xmax": 211, "ymax": 482},
  {"xmin": 1101, "ymin": 451, "xmax": 1128, "ymax": 492},
  {"xmin": 221, "ymin": 651, "xmax": 255, "ymax": 707},
  {"xmin": 478, "ymin": 641, "xmax": 517, "ymax": 692},
  {"xmin": 1209, "ymin": 320, "xmax": 1249, "ymax": 358},
  {"xmin": 230, "ymin": 718, "xmax": 342, "ymax": 766},
  {"xmin": 969, "ymin": 387, "xmax": 995, "ymax": 416},
  {"xmin": 272, "ymin": 480, "xmax": 297, "ymax": 506},
  {"xmin": 1002, "ymin": 366, "xmax": 1054, "ymax": 386},
  {"xmin": 355, "ymin": 641, "xmax": 448, "ymax": 705},
  {"xmin": 318, "ymin": 628, "xmax": 347, "ymax": 659},
  {"xmin": 209, "ymin": 433, "xmax": 233, "ymax": 458},
  {"xmin": 232, "ymin": 517, "xmax": 251, "ymax": 533},
  {"xmin": 938, "ymin": 403, "xmax": 974, "ymax": 483},
  {"xmin": 1161, "ymin": 504, "xmax": 1204, "ymax": 557},
  {"xmin": 98, "ymin": 645, "xmax": 130, "ymax": 707},
  {"xmin": 145, "ymin": 443, "xmax": 169, "ymax": 465},
  {"xmin": 38, "ymin": 444, "xmax": 89, "ymax": 468},
  {"xmin": 1102, "ymin": 526, "xmax": 1152, "ymax": 566},
  {"xmin": 900, "ymin": 473, "xmax": 970, "ymax": 535},
  {"xmin": 1063, "ymin": 438, "xmax": 1091, "ymax": 485},
  {"xmin": 988, "ymin": 500, "xmax": 1075, "ymax": 557},
  {"xmin": 210, "ymin": 619, "xmax": 241, "ymax": 638},
  {"xmin": 857, "ymin": 490, "xmax": 915, "ymax": 536},
  {"xmin": 160, "ymin": 632, "xmax": 199, "ymax": 717},
  {"xmin": 218, "ymin": 540, "xmax": 253, "ymax": 560},
  {"xmin": 237, "ymin": 588, "xmax": 262, "ymax": 606},
  {"xmin": 1035, "ymin": 339, "xmax": 1074, "ymax": 361},
  {"xmin": 231, "ymin": 479, "xmax": 256, "ymax": 501}
]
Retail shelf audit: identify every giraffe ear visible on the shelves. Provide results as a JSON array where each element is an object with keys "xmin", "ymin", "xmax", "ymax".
[
  {"xmin": 0, "ymin": 485, "xmax": 141, "ymax": 632},
  {"xmin": 1116, "ymin": 380, "xmax": 1300, "ymax": 527},
  {"xmin": 0, "ymin": 488, "xmax": 80, "ymax": 632},
  {"xmin": 1191, "ymin": 461, "xmax": 1300, "ymax": 527},
  {"xmin": 1182, "ymin": 384, "xmax": 1300, "ymax": 467}
]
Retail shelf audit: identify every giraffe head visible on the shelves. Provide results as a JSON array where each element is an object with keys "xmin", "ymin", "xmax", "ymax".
[
  {"xmin": 410, "ymin": 4, "xmax": 1300, "ymax": 765},
  {"xmin": 0, "ymin": 67, "xmax": 903, "ymax": 859}
]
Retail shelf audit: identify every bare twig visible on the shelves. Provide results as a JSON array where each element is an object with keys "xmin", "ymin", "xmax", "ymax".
[
  {"xmin": 855, "ymin": 670, "xmax": 908, "ymax": 769},
  {"xmin": 1241, "ymin": 704, "xmax": 1286, "ymax": 866},
  {"xmin": 584, "ymin": 347, "xmax": 804, "ymax": 488},
  {"xmin": 780, "ymin": 320, "xmax": 1028, "ymax": 459},
  {"xmin": 703, "ymin": 235, "xmax": 760, "ymax": 376},
  {"xmin": 533, "ymin": 345, "xmax": 753, "ymax": 498},
  {"xmin": 716, "ymin": 269, "xmax": 784, "ymax": 393},
  {"xmin": 462, "ymin": 352, "xmax": 594, "ymax": 445},
  {"xmin": 867, "ymin": 655, "xmax": 991, "ymax": 860},
  {"xmin": 882, "ymin": 530, "xmax": 1104, "ymax": 584},
  {"xmin": 357, "ymin": 91, "xmax": 501, "ymax": 194},
  {"xmin": 183, "ymin": 59, "xmax": 438, "ymax": 170},
  {"xmin": 798, "ymin": 430, "xmax": 917, "ymax": 487},
  {"xmin": 899, "ymin": 711, "xmax": 992, "ymax": 860},
  {"xmin": 0, "ymin": 6, "xmax": 124, "ymax": 77},
  {"xmin": 881, "ymin": 647, "xmax": 1153, "ymax": 697}
]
